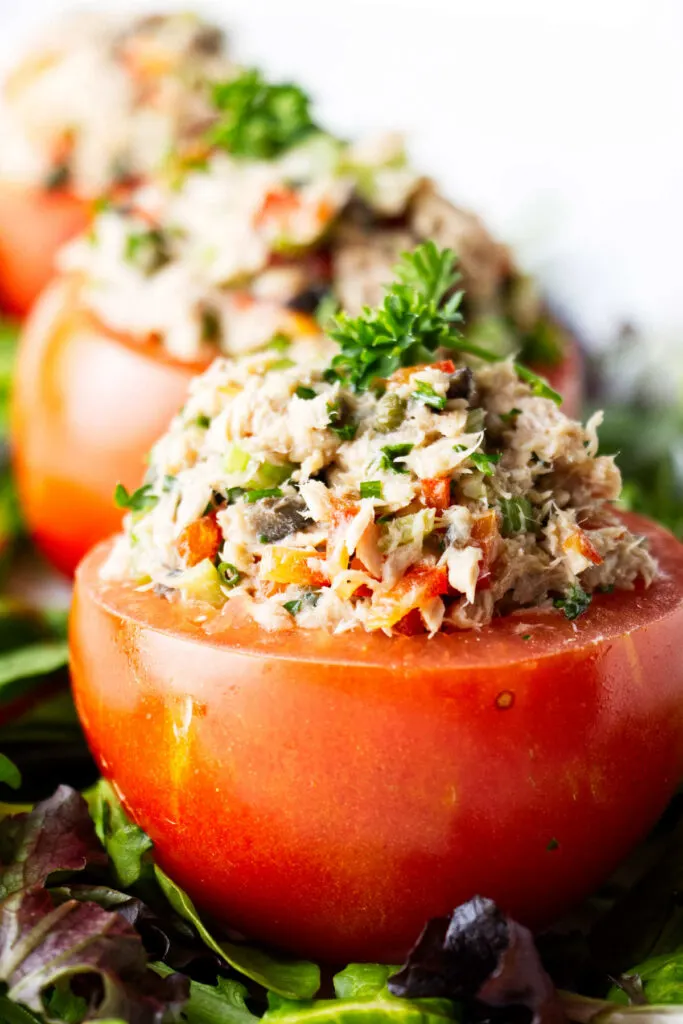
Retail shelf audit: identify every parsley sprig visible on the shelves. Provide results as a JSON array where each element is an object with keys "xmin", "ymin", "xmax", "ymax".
[
  {"xmin": 328, "ymin": 242, "xmax": 465, "ymax": 392},
  {"xmin": 207, "ymin": 69, "xmax": 317, "ymax": 160},
  {"xmin": 326, "ymin": 242, "xmax": 563, "ymax": 404}
]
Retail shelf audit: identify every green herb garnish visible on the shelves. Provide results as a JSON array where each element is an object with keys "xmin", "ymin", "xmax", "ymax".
[
  {"xmin": 124, "ymin": 229, "xmax": 170, "ymax": 276},
  {"xmin": 554, "ymin": 584, "xmax": 592, "ymax": 620},
  {"xmin": 327, "ymin": 399, "xmax": 358, "ymax": 441},
  {"xmin": 194, "ymin": 414, "xmax": 211, "ymax": 429},
  {"xmin": 283, "ymin": 591, "xmax": 320, "ymax": 616},
  {"xmin": 360, "ymin": 480, "xmax": 383, "ymax": 500},
  {"xmin": 245, "ymin": 488, "xmax": 283, "ymax": 503},
  {"xmin": 469, "ymin": 452, "xmax": 502, "ymax": 476},
  {"xmin": 328, "ymin": 242, "xmax": 465, "ymax": 392},
  {"xmin": 113, "ymin": 483, "xmax": 158, "ymax": 513},
  {"xmin": 500, "ymin": 408, "xmax": 522, "ymax": 425},
  {"xmin": 413, "ymin": 381, "xmax": 447, "ymax": 411},
  {"xmin": 295, "ymin": 386, "xmax": 317, "ymax": 401},
  {"xmin": 379, "ymin": 443, "xmax": 413, "ymax": 474},
  {"xmin": 207, "ymin": 69, "xmax": 317, "ymax": 159},
  {"xmin": 515, "ymin": 364, "xmax": 562, "ymax": 405},
  {"xmin": 499, "ymin": 496, "xmax": 535, "ymax": 535},
  {"xmin": 217, "ymin": 562, "xmax": 242, "ymax": 588}
]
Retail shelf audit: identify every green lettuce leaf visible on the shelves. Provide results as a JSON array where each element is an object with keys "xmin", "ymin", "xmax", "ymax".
[
  {"xmin": 261, "ymin": 963, "xmax": 456, "ymax": 1022},
  {"xmin": 89, "ymin": 780, "xmax": 153, "ymax": 889},
  {"xmin": 155, "ymin": 866, "xmax": 320, "ymax": 1000}
]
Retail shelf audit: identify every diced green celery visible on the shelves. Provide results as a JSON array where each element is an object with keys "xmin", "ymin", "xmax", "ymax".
[
  {"xmin": 248, "ymin": 461, "xmax": 295, "ymax": 490},
  {"xmin": 175, "ymin": 559, "xmax": 224, "ymax": 606},
  {"xmin": 224, "ymin": 445, "xmax": 252, "ymax": 474}
]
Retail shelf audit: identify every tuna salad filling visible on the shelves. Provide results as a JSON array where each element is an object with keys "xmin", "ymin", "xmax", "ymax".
[
  {"xmin": 0, "ymin": 12, "xmax": 233, "ymax": 195},
  {"xmin": 60, "ymin": 63, "xmax": 568, "ymax": 368},
  {"xmin": 102, "ymin": 244, "xmax": 655, "ymax": 636}
]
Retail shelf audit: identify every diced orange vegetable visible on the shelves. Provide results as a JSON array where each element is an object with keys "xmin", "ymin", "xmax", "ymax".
[
  {"xmin": 260, "ymin": 547, "xmax": 329, "ymax": 588},
  {"xmin": 176, "ymin": 515, "xmax": 222, "ymax": 568},
  {"xmin": 471, "ymin": 511, "xmax": 500, "ymax": 571},
  {"xmin": 255, "ymin": 188, "xmax": 301, "ymax": 228},
  {"xmin": 388, "ymin": 360, "xmax": 456, "ymax": 387},
  {"xmin": 563, "ymin": 529, "xmax": 603, "ymax": 566},
  {"xmin": 421, "ymin": 477, "xmax": 451, "ymax": 511},
  {"xmin": 366, "ymin": 563, "xmax": 449, "ymax": 631}
]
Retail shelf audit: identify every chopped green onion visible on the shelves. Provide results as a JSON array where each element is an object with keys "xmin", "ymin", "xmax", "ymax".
[
  {"xmin": 267, "ymin": 358, "xmax": 296, "ymax": 372},
  {"xmin": 360, "ymin": 480, "xmax": 383, "ymax": 500},
  {"xmin": 268, "ymin": 332, "xmax": 292, "ymax": 352},
  {"xmin": 245, "ymin": 488, "xmax": 283, "ymax": 503},
  {"xmin": 375, "ymin": 392, "xmax": 407, "ymax": 433},
  {"xmin": 295, "ymin": 386, "xmax": 317, "ymax": 400},
  {"xmin": 194, "ymin": 414, "xmax": 211, "ymax": 429},
  {"xmin": 413, "ymin": 380, "xmax": 447, "ymax": 411},
  {"xmin": 217, "ymin": 562, "xmax": 241, "ymax": 588},
  {"xmin": 283, "ymin": 590, "xmax": 321, "ymax": 616},
  {"xmin": 500, "ymin": 408, "xmax": 522, "ymax": 425}
]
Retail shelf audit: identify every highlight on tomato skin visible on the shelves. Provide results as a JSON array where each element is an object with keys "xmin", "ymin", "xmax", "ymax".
[
  {"xmin": 70, "ymin": 514, "xmax": 683, "ymax": 964},
  {"xmin": 10, "ymin": 277, "xmax": 209, "ymax": 576}
]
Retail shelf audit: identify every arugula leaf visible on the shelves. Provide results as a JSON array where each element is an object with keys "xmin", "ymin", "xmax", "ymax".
[
  {"xmin": 89, "ymin": 779, "xmax": 153, "ymax": 889},
  {"xmin": 113, "ymin": 484, "xmax": 158, "ymax": 514},
  {"xmin": 328, "ymin": 243, "xmax": 464, "ymax": 392},
  {"xmin": 154, "ymin": 867, "xmax": 320, "ymax": 1000},
  {"xmin": 554, "ymin": 584, "xmax": 592, "ymax": 621},
  {"xmin": 0, "ymin": 753, "xmax": 21, "ymax": 791},
  {"xmin": 208, "ymin": 70, "xmax": 318, "ymax": 160}
]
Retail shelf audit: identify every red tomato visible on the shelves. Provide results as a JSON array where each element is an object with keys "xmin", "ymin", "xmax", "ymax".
[
  {"xmin": 0, "ymin": 181, "xmax": 90, "ymax": 317},
  {"xmin": 70, "ymin": 514, "xmax": 683, "ymax": 964},
  {"xmin": 11, "ymin": 278, "xmax": 208, "ymax": 575}
]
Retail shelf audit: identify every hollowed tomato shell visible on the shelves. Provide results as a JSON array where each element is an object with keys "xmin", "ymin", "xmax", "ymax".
[
  {"xmin": 11, "ymin": 277, "xmax": 208, "ymax": 575},
  {"xmin": 12, "ymin": 276, "xmax": 583, "ymax": 578},
  {"xmin": 0, "ymin": 181, "xmax": 91, "ymax": 317},
  {"xmin": 70, "ymin": 516, "xmax": 683, "ymax": 964}
]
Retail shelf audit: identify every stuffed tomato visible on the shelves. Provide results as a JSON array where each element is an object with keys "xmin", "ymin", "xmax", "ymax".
[
  {"xmin": 13, "ymin": 117, "xmax": 581, "ymax": 576},
  {"xmin": 0, "ymin": 12, "xmax": 232, "ymax": 315},
  {"xmin": 69, "ymin": 244, "xmax": 676, "ymax": 963}
]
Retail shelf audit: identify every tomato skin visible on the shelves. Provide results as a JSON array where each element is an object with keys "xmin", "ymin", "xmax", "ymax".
[
  {"xmin": 0, "ymin": 181, "xmax": 90, "ymax": 317},
  {"xmin": 70, "ymin": 515, "xmax": 683, "ymax": 964},
  {"xmin": 11, "ymin": 278, "xmax": 208, "ymax": 576}
]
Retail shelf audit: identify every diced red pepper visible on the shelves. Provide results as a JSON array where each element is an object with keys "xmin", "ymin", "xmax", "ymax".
[{"xmin": 421, "ymin": 477, "xmax": 451, "ymax": 511}]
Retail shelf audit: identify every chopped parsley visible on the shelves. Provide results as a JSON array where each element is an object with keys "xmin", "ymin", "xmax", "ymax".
[
  {"xmin": 515, "ymin": 364, "xmax": 562, "ymax": 405},
  {"xmin": 554, "ymin": 584, "xmax": 592, "ymax": 620},
  {"xmin": 379, "ymin": 443, "xmax": 413, "ymax": 474},
  {"xmin": 283, "ymin": 591, "xmax": 321, "ymax": 616},
  {"xmin": 360, "ymin": 480, "xmax": 383, "ymax": 500},
  {"xmin": 469, "ymin": 452, "xmax": 502, "ymax": 476},
  {"xmin": 328, "ymin": 242, "xmax": 465, "ymax": 392},
  {"xmin": 217, "ymin": 562, "xmax": 241, "ymax": 588},
  {"xmin": 208, "ymin": 69, "xmax": 318, "ymax": 160},
  {"xmin": 124, "ymin": 229, "xmax": 170, "ymax": 276},
  {"xmin": 327, "ymin": 399, "xmax": 358, "ymax": 441},
  {"xmin": 295, "ymin": 386, "xmax": 317, "ymax": 400},
  {"xmin": 413, "ymin": 381, "xmax": 447, "ymax": 411},
  {"xmin": 194, "ymin": 414, "xmax": 211, "ymax": 429},
  {"xmin": 113, "ymin": 483, "xmax": 158, "ymax": 514},
  {"xmin": 499, "ymin": 496, "xmax": 536, "ymax": 536}
]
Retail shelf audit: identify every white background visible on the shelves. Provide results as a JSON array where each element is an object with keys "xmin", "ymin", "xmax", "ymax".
[{"xmin": 1, "ymin": 0, "xmax": 681, "ymax": 366}]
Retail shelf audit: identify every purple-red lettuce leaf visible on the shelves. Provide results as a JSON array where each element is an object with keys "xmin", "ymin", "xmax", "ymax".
[
  {"xmin": 0, "ymin": 786, "xmax": 189, "ymax": 1022},
  {"xmin": 388, "ymin": 895, "xmax": 566, "ymax": 1024}
]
